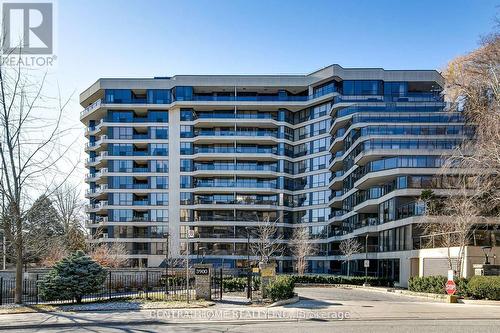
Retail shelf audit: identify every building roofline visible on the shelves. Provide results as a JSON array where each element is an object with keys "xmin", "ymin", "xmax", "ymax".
[{"xmin": 80, "ymin": 64, "xmax": 444, "ymax": 105}]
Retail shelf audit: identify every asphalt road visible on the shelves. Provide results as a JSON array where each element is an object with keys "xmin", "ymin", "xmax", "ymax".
[
  {"xmin": 4, "ymin": 287, "xmax": 500, "ymax": 333},
  {"xmin": 14, "ymin": 319, "xmax": 500, "ymax": 333}
]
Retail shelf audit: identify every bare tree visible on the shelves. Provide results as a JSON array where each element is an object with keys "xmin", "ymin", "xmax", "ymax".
[
  {"xmin": 53, "ymin": 184, "xmax": 86, "ymax": 252},
  {"xmin": 443, "ymin": 32, "xmax": 500, "ymax": 211},
  {"xmin": 0, "ymin": 47, "xmax": 78, "ymax": 302},
  {"xmin": 249, "ymin": 216, "xmax": 284, "ymax": 264},
  {"xmin": 420, "ymin": 172, "xmax": 487, "ymax": 277},
  {"xmin": 339, "ymin": 238, "xmax": 362, "ymax": 277},
  {"xmin": 417, "ymin": 30, "xmax": 500, "ymax": 277},
  {"xmin": 290, "ymin": 227, "xmax": 316, "ymax": 275},
  {"xmin": 39, "ymin": 242, "xmax": 68, "ymax": 267},
  {"xmin": 88, "ymin": 242, "xmax": 128, "ymax": 268}
]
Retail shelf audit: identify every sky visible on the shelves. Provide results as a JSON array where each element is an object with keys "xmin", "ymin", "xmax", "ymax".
[{"xmin": 30, "ymin": 0, "xmax": 500, "ymax": 187}]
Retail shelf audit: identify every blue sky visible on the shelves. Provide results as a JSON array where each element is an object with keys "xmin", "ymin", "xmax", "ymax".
[
  {"xmin": 58, "ymin": 0, "xmax": 498, "ymax": 81},
  {"xmin": 46, "ymin": 0, "xmax": 499, "ymax": 182}
]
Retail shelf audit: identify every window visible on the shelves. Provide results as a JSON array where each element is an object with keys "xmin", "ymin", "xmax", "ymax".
[
  {"xmin": 311, "ymin": 172, "xmax": 328, "ymax": 188},
  {"xmin": 311, "ymin": 155, "xmax": 328, "ymax": 171},
  {"xmin": 110, "ymin": 127, "xmax": 133, "ymax": 139},
  {"xmin": 311, "ymin": 103, "xmax": 330, "ymax": 119},
  {"xmin": 151, "ymin": 176, "xmax": 169, "ymax": 189},
  {"xmin": 150, "ymin": 160, "xmax": 168, "ymax": 172},
  {"xmin": 109, "ymin": 160, "xmax": 133, "ymax": 172},
  {"xmin": 109, "ymin": 111, "xmax": 134, "ymax": 122},
  {"xmin": 149, "ymin": 111, "xmax": 168, "ymax": 122},
  {"xmin": 150, "ymin": 193, "xmax": 168, "ymax": 205},
  {"xmin": 105, "ymin": 89, "xmax": 132, "ymax": 103},
  {"xmin": 150, "ymin": 144, "xmax": 168, "ymax": 156},
  {"xmin": 110, "ymin": 209, "xmax": 133, "ymax": 222},
  {"xmin": 175, "ymin": 88, "xmax": 193, "ymax": 102},
  {"xmin": 180, "ymin": 192, "xmax": 193, "ymax": 205},
  {"xmin": 147, "ymin": 89, "xmax": 171, "ymax": 104},
  {"xmin": 180, "ymin": 125, "xmax": 193, "ymax": 138},
  {"xmin": 180, "ymin": 142, "xmax": 193, "ymax": 155},
  {"xmin": 111, "ymin": 176, "xmax": 133, "ymax": 189},
  {"xmin": 110, "ymin": 143, "xmax": 133, "ymax": 156},
  {"xmin": 150, "ymin": 127, "xmax": 168, "ymax": 139},
  {"xmin": 342, "ymin": 80, "xmax": 383, "ymax": 95},
  {"xmin": 111, "ymin": 193, "xmax": 133, "ymax": 205},
  {"xmin": 151, "ymin": 209, "xmax": 168, "ymax": 222},
  {"xmin": 180, "ymin": 176, "xmax": 192, "ymax": 188},
  {"xmin": 180, "ymin": 108, "xmax": 194, "ymax": 121}
]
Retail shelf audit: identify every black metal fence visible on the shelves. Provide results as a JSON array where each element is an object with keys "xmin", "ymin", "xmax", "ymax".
[{"xmin": 0, "ymin": 270, "xmax": 195, "ymax": 305}]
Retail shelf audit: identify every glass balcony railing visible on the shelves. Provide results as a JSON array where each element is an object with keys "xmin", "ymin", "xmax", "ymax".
[
  {"xmin": 194, "ymin": 130, "xmax": 278, "ymax": 137},
  {"xmin": 193, "ymin": 147, "xmax": 278, "ymax": 154},
  {"xmin": 82, "ymin": 86, "xmax": 337, "ymax": 117},
  {"xmin": 193, "ymin": 164, "xmax": 278, "ymax": 172},
  {"xmin": 334, "ymin": 93, "xmax": 443, "ymax": 104},
  {"xmin": 195, "ymin": 181, "xmax": 278, "ymax": 189}
]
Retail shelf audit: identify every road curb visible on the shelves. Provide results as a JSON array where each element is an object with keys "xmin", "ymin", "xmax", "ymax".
[{"xmin": 267, "ymin": 295, "xmax": 300, "ymax": 307}]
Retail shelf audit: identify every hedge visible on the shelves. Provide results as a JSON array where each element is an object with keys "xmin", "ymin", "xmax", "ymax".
[
  {"xmin": 265, "ymin": 276, "xmax": 295, "ymax": 302},
  {"xmin": 467, "ymin": 276, "xmax": 500, "ymax": 300},
  {"xmin": 408, "ymin": 276, "xmax": 478, "ymax": 298},
  {"xmin": 288, "ymin": 274, "xmax": 394, "ymax": 287},
  {"xmin": 222, "ymin": 276, "xmax": 261, "ymax": 292}
]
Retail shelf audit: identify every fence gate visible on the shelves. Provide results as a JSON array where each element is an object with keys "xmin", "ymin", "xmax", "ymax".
[
  {"xmin": 210, "ymin": 268, "xmax": 253, "ymax": 301},
  {"xmin": 211, "ymin": 268, "xmax": 223, "ymax": 300}
]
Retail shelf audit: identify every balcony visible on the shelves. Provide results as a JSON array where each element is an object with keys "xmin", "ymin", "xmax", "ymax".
[
  {"xmin": 85, "ymin": 184, "xmax": 108, "ymax": 197},
  {"xmin": 194, "ymin": 180, "xmax": 278, "ymax": 189},
  {"xmin": 193, "ymin": 163, "xmax": 278, "ymax": 172},
  {"xmin": 333, "ymin": 93, "xmax": 443, "ymax": 105},
  {"xmin": 193, "ymin": 147, "xmax": 278, "ymax": 155},
  {"xmin": 194, "ymin": 130, "xmax": 278, "ymax": 138}
]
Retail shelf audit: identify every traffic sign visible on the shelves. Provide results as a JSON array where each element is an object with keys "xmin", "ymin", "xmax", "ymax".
[
  {"xmin": 187, "ymin": 229, "xmax": 195, "ymax": 238},
  {"xmin": 445, "ymin": 280, "xmax": 456, "ymax": 295},
  {"xmin": 364, "ymin": 260, "xmax": 370, "ymax": 268}
]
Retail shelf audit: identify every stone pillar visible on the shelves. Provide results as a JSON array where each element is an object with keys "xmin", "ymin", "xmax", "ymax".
[
  {"xmin": 194, "ymin": 264, "xmax": 212, "ymax": 300},
  {"xmin": 259, "ymin": 262, "xmax": 276, "ymax": 299}
]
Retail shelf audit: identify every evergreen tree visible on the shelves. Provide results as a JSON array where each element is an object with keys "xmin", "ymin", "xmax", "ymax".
[{"xmin": 38, "ymin": 251, "xmax": 106, "ymax": 303}]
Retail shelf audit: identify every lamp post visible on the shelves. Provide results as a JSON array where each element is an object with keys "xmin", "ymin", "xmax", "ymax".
[
  {"xmin": 481, "ymin": 246, "xmax": 492, "ymax": 265},
  {"xmin": 245, "ymin": 227, "xmax": 251, "ymax": 267},
  {"xmin": 245, "ymin": 227, "xmax": 252, "ymax": 300},
  {"xmin": 364, "ymin": 234, "xmax": 369, "ymax": 287},
  {"xmin": 164, "ymin": 232, "xmax": 169, "ymax": 294}
]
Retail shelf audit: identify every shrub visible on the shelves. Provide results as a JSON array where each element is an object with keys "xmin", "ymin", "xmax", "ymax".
[
  {"xmin": 455, "ymin": 277, "xmax": 469, "ymax": 297},
  {"xmin": 408, "ymin": 276, "xmax": 470, "ymax": 296},
  {"xmin": 288, "ymin": 274, "xmax": 393, "ymax": 287},
  {"xmin": 265, "ymin": 276, "xmax": 295, "ymax": 302},
  {"xmin": 408, "ymin": 276, "xmax": 447, "ymax": 294},
  {"xmin": 467, "ymin": 276, "xmax": 500, "ymax": 300},
  {"xmin": 223, "ymin": 277, "xmax": 247, "ymax": 292},
  {"xmin": 38, "ymin": 251, "xmax": 106, "ymax": 303}
]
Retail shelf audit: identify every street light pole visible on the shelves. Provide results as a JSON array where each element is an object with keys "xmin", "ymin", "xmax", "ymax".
[
  {"xmin": 163, "ymin": 232, "xmax": 169, "ymax": 294},
  {"xmin": 364, "ymin": 234, "xmax": 369, "ymax": 286},
  {"xmin": 246, "ymin": 227, "xmax": 250, "ymax": 266},
  {"xmin": 245, "ymin": 227, "xmax": 252, "ymax": 300}
]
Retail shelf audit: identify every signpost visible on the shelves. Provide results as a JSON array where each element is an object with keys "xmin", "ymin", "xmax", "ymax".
[{"xmin": 445, "ymin": 280, "xmax": 456, "ymax": 295}]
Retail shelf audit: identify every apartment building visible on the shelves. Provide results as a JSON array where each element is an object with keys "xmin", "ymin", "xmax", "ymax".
[{"xmin": 81, "ymin": 64, "xmax": 494, "ymax": 286}]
